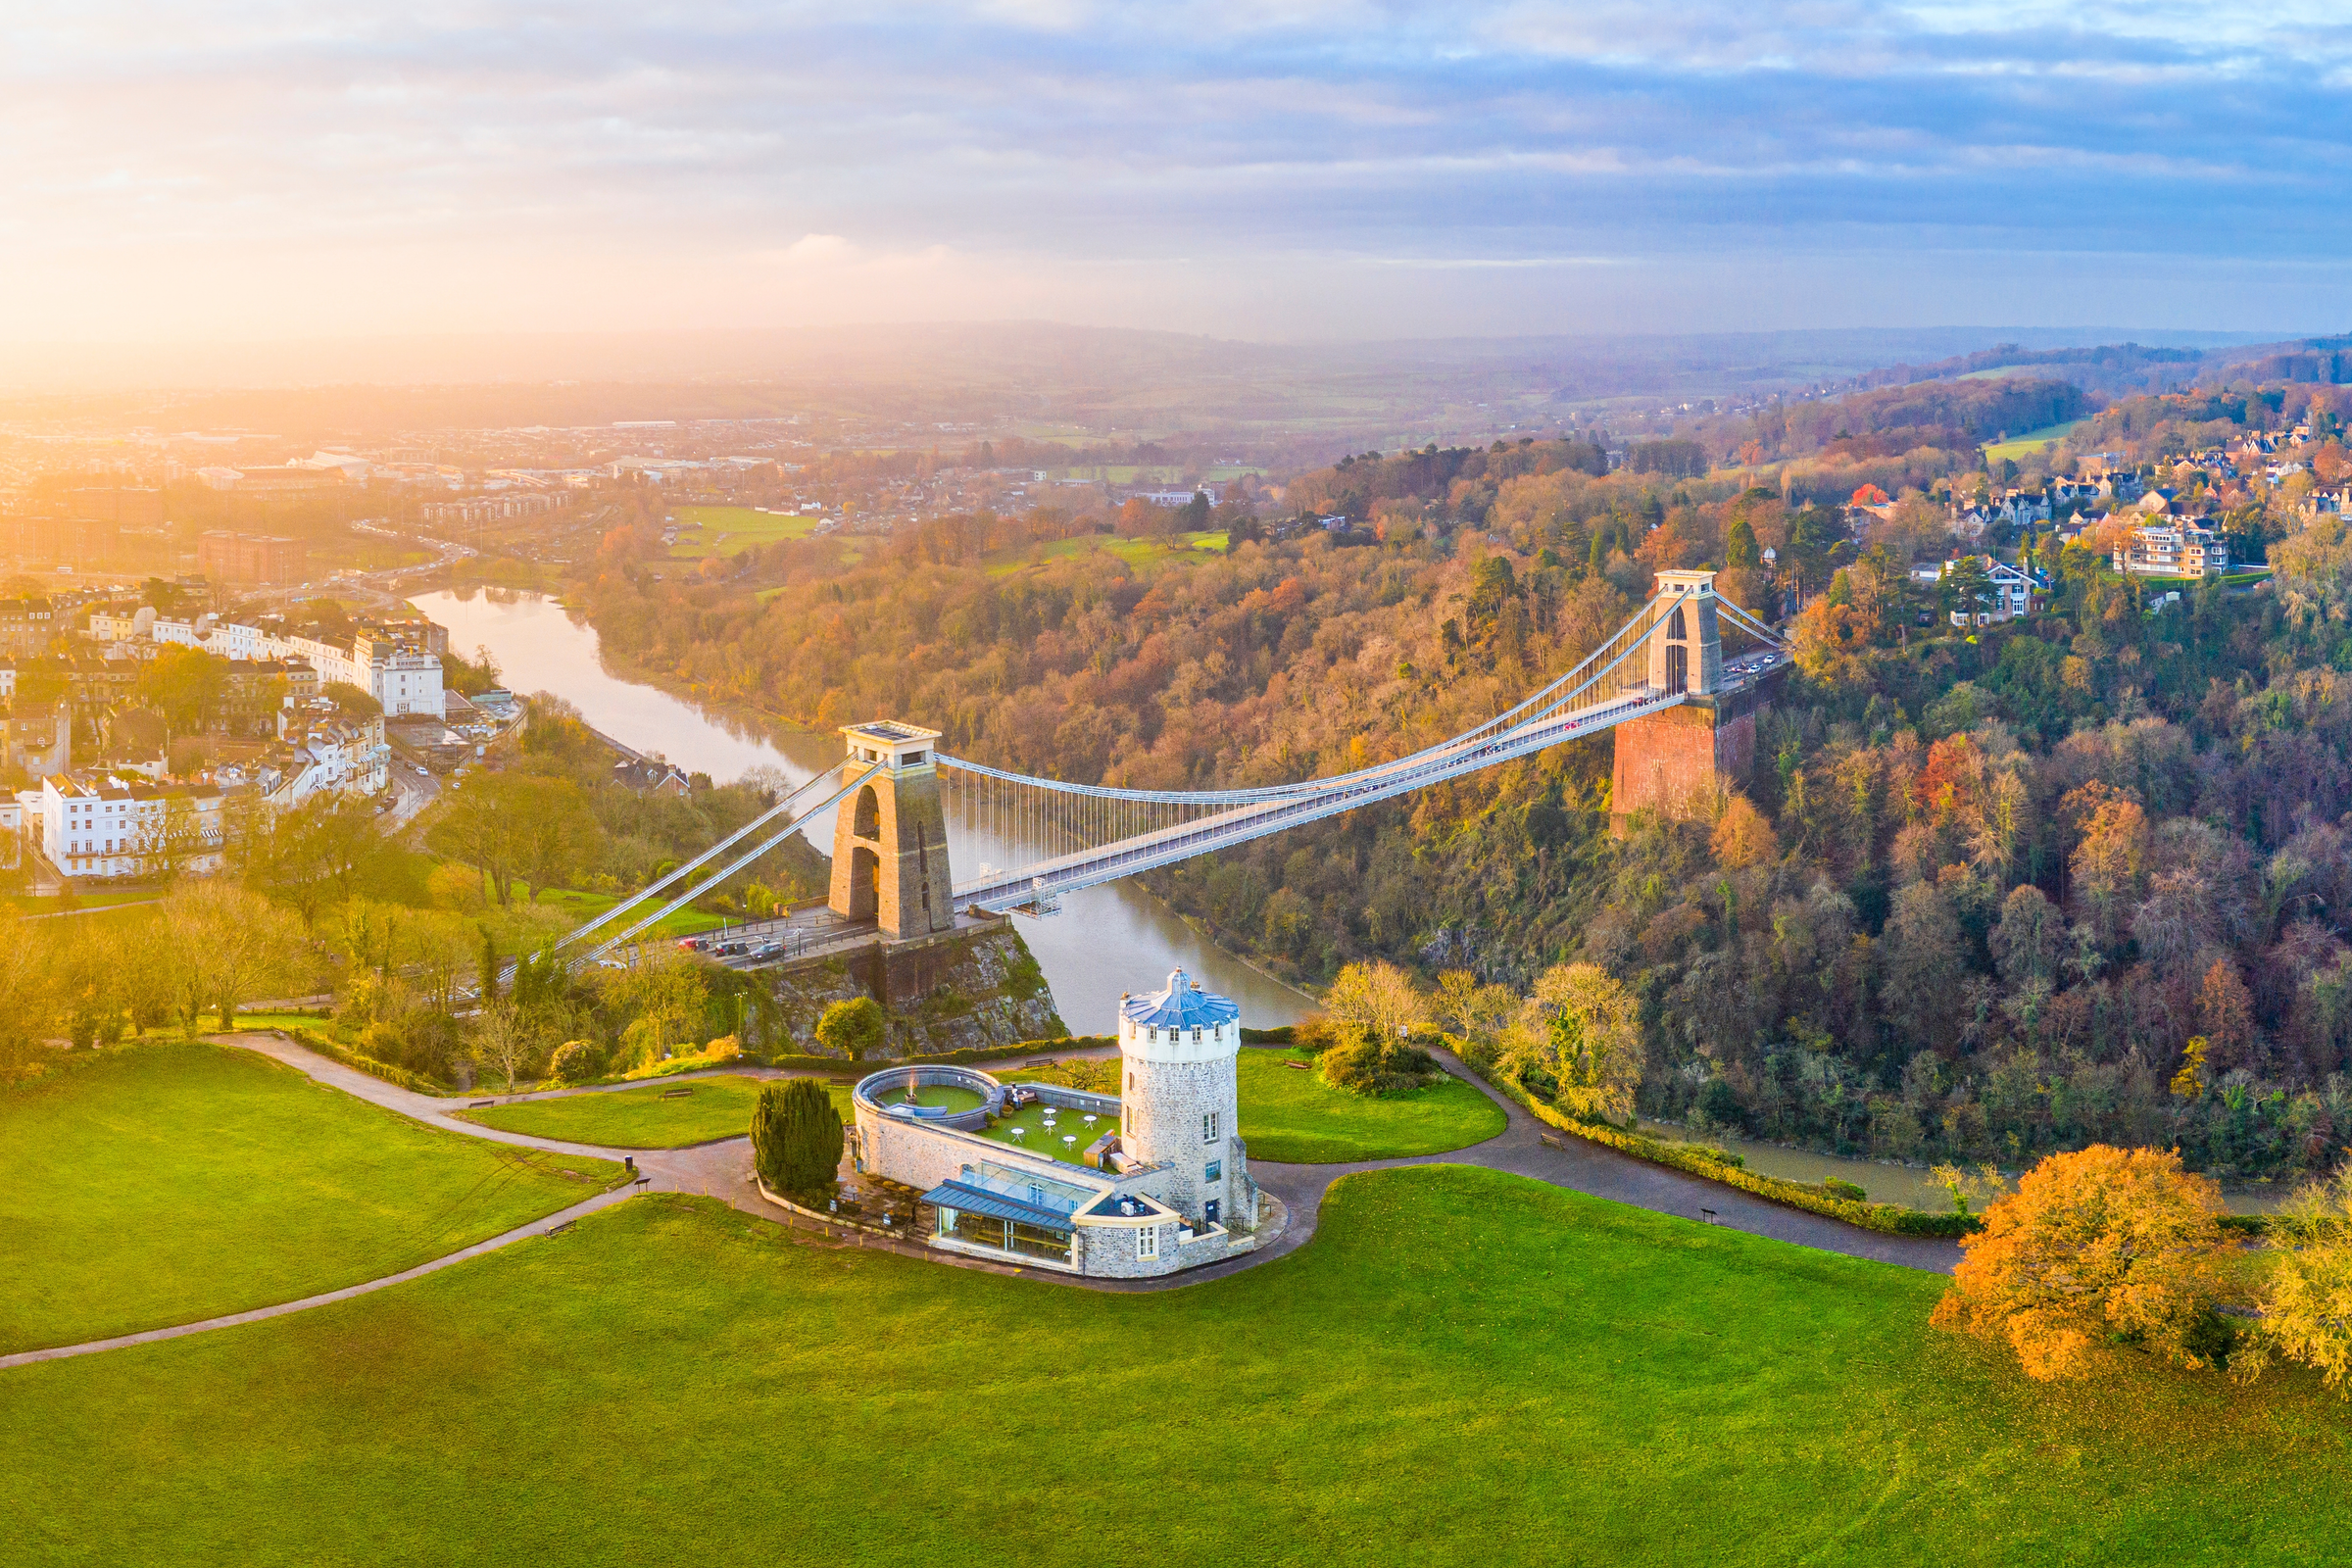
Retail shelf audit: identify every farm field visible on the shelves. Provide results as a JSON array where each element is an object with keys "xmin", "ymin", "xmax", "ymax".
[
  {"xmin": 1236, "ymin": 1047, "xmax": 1507, "ymax": 1162},
  {"xmin": 0, "ymin": 1043, "xmax": 621, "ymax": 1353},
  {"xmin": 668, "ymin": 505, "xmax": 828, "ymax": 559},
  {"xmin": 5, "ymin": 1168, "xmax": 2345, "ymax": 1566},
  {"xmin": 531, "ymin": 886, "xmax": 733, "ymax": 941},
  {"xmin": 460, "ymin": 1074, "xmax": 858, "ymax": 1147},
  {"xmin": 1983, "ymin": 419, "xmax": 2087, "ymax": 461}
]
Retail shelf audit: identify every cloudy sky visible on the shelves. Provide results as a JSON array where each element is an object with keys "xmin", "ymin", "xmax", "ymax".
[{"xmin": 8, "ymin": 2, "xmax": 2351, "ymax": 348}]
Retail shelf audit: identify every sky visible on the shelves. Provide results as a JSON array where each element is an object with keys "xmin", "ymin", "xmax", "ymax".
[{"xmin": 7, "ymin": 2, "xmax": 2351, "ymax": 354}]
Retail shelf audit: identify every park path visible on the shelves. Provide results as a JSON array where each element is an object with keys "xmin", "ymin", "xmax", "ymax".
[{"xmin": 8, "ymin": 1034, "xmax": 1958, "ymax": 1369}]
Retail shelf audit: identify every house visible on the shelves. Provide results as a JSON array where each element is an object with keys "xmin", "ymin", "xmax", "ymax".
[
  {"xmin": 1936, "ymin": 556, "xmax": 2040, "ymax": 626},
  {"xmin": 36, "ymin": 773, "xmax": 230, "ymax": 881},
  {"xmin": 2115, "ymin": 521, "xmax": 2230, "ymax": 579},
  {"xmin": 613, "ymin": 757, "xmax": 691, "ymax": 796}
]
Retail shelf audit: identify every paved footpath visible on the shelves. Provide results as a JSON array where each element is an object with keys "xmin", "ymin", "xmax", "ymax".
[{"xmin": 8, "ymin": 1034, "xmax": 1956, "ymax": 1366}]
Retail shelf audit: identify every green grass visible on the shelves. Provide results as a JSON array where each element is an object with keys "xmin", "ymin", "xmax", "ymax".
[
  {"xmin": 1983, "ymin": 419, "xmax": 2087, "ymax": 461},
  {"xmin": 977, "ymin": 1099, "xmax": 1118, "ymax": 1165},
  {"xmin": 458, "ymin": 1075, "xmax": 857, "ymax": 1148},
  {"xmin": 7, "ymin": 1169, "xmax": 2347, "ymax": 1564},
  {"xmin": 1237, "ymin": 1048, "xmax": 1507, "ymax": 1162},
  {"xmin": 530, "ymin": 886, "xmax": 732, "ymax": 940},
  {"xmin": 0, "ymin": 1043, "xmax": 622, "ymax": 1353},
  {"xmin": 667, "ymin": 505, "xmax": 826, "ymax": 559},
  {"xmin": 983, "ymin": 530, "xmax": 1226, "ymax": 577}
]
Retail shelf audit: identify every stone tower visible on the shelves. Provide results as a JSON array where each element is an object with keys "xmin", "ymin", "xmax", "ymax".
[
  {"xmin": 1118, "ymin": 968, "xmax": 1252, "ymax": 1228},
  {"xmin": 829, "ymin": 721, "xmax": 957, "ymax": 941},
  {"xmin": 1611, "ymin": 570, "xmax": 1780, "ymax": 828}
]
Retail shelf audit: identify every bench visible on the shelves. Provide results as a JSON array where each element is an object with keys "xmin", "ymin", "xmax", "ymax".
[
  {"xmin": 1282, "ymin": 1060, "xmax": 1310, "ymax": 1071},
  {"xmin": 469, "ymin": 1100, "xmax": 497, "ymax": 1107},
  {"xmin": 660, "ymin": 1088, "xmax": 693, "ymax": 1100}
]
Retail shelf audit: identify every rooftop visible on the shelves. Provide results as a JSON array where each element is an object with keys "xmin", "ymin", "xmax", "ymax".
[{"xmin": 1120, "ymin": 967, "xmax": 1240, "ymax": 1031}]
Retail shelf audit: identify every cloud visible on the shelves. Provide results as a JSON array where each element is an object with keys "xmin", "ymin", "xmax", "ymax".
[{"xmin": 0, "ymin": 1, "xmax": 2347, "ymax": 345}]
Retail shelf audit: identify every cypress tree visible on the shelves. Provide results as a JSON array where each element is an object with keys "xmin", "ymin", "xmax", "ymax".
[{"xmin": 752, "ymin": 1079, "xmax": 845, "ymax": 1198}]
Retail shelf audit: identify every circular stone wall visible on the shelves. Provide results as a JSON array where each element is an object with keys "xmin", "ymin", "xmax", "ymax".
[{"xmin": 853, "ymin": 1064, "xmax": 1004, "ymax": 1133}]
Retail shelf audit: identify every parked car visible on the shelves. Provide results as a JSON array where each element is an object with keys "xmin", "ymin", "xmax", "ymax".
[
  {"xmin": 750, "ymin": 942, "xmax": 784, "ymax": 960},
  {"xmin": 715, "ymin": 940, "xmax": 750, "ymax": 957},
  {"xmin": 677, "ymin": 937, "xmax": 709, "ymax": 952}
]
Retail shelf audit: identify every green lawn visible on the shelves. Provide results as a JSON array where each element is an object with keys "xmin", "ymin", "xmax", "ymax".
[
  {"xmin": 1238, "ymin": 1048, "xmax": 1506, "ymax": 1162},
  {"xmin": 1983, "ymin": 419, "xmax": 2086, "ymax": 462},
  {"xmin": 461, "ymin": 1076, "xmax": 864, "ymax": 1150},
  {"xmin": 978, "ymin": 1099, "xmax": 1118, "ymax": 1165},
  {"xmin": 668, "ymin": 505, "xmax": 827, "ymax": 559},
  {"xmin": 6, "ymin": 1169, "xmax": 2346, "ymax": 1564},
  {"xmin": 983, "ymin": 530, "xmax": 1226, "ymax": 577},
  {"xmin": 0, "ymin": 1043, "xmax": 622, "ymax": 1353}
]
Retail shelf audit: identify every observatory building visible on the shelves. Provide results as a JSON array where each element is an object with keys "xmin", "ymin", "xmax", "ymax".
[{"xmin": 847, "ymin": 968, "xmax": 1262, "ymax": 1278}]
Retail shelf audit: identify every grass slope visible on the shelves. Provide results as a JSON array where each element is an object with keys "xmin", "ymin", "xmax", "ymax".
[
  {"xmin": 4, "ymin": 1169, "xmax": 2345, "ymax": 1566},
  {"xmin": 984, "ymin": 530, "xmax": 1226, "ymax": 577},
  {"xmin": 1983, "ymin": 419, "xmax": 2086, "ymax": 461},
  {"xmin": 459, "ymin": 1075, "xmax": 856, "ymax": 1148},
  {"xmin": 1239, "ymin": 1047, "xmax": 1506, "ymax": 1162},
  {"xmin": 0, "ymin": 1044, "xmax": 621, "ymax": 1353}
]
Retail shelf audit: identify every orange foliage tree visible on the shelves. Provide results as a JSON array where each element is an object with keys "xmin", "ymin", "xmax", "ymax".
[{"xmin": 1933, "ymin": 1145, "xmax": 2234, "ymax": 1380}]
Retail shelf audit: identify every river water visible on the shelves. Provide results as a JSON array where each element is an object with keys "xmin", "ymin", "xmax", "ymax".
[{"xmin": 412, "ymin": 588, "xmax": 1313, "ymax": 1031}]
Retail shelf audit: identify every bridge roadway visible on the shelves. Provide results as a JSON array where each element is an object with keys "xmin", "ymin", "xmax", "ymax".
[{"xmin": 952, "ymin": 647, "xmax": 1788, "ymax": 912}]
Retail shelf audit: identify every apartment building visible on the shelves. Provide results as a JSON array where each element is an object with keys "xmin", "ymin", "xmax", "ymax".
[
  {"xmin": 38, "ymin": 774, "xmax": 228, "ymax": 881},
  {"xmin": 2115, "ymin": 522, "xmax": 2230, "ymax": 579}
]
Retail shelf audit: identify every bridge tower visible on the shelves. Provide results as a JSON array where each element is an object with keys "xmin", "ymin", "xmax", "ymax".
[
  {"xmin": 1611, "ymin": 570, "xmax": 1773, "ymax": 828},
  {"xmin": 830, "ymin": 721, "xmax": 957, "ymax": 940}
]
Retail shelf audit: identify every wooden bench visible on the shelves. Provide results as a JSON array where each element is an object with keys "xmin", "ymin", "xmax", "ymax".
[
  {"xmin": 1283, "ymin": 1060, "xmax": 1311, "ymax": 1071},
  {"xmin": 660, "ymin": 1087, "xmax": 693, "ymax": 1100},
  {"xmin": 469, "ymin": 1100, "xmax": 497, "ymax": 1107}
]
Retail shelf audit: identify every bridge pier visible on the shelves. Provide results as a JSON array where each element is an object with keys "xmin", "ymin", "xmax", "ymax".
[
  {"xmin": 1610, "ymin": 570, "xmax": 1779, "ymax": 830},
  {"xmin": 830, "ymin": 722, "xmax": 957, "ymax": 941}
]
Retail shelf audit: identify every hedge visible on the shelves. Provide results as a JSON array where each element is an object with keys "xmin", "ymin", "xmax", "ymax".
[
  {"xmin": 1457, "ymin": 1052, "xmax": 1982, "ymax": 1239},
  {"xmin": 748, "ymin": 1036, "xmax": 1118, "ymax": 1075},
  {"xmin": 278, "ymin": 1026, "xmax": 451, "ymax": 1098},
  {"xmin": 1241, "ymin": 1026, "xmax": 1296, "ymax": 1046}
]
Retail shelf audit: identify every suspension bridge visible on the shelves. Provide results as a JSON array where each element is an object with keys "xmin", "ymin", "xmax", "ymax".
[{"xmin": 553, "ymin": 569, "xmax": 1785, "ymax": 968}]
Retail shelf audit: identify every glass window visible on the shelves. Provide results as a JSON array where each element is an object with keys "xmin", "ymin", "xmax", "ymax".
[
  {"xmin": 1205, "ymin": 1160, "xmax": 1221, "ymax": 1182},
  {"xmin": 1138, "ymin": 1225, "xmax": 1158, "ymax": 1260},
  {"xmin": 1202, "ymin": 1111, "xmax": 1219, "ymax": 1143}
]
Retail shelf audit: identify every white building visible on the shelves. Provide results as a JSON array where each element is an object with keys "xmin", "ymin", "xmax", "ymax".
[
  {"xmin": 38, "ymin": 774, "xmax": 229, "ymax": 881},
  {"xmin": 84, "ymin": 610, "xmax": 446, "ymax": 718},
  {"xmin": 2115, "ymin": 522, "xmax": 2230, "ymax": 579},
  {"xmin": 1936, "ymin": 556, "xmax": 2040, "ymax": 626}
]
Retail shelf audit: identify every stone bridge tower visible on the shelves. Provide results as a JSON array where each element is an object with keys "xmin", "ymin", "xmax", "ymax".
[
  {"xmin": 1611, "ymin": 570, "xmax": 1779, "ymax": 828},
  {"xmin": 830, "ymin": 721, "xmax": 957, "ymax": 941}
]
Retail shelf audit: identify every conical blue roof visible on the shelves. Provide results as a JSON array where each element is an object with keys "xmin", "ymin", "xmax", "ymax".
[{"xmin": 1119, "ymin": 967, "xmax": 1240, "ymax": 1030}]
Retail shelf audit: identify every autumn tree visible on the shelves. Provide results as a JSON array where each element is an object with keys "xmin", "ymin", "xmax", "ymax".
[
  {"xmin": 2068, "ymin": 796, "xmax": 2148, "ymax": 949},
  {"xmin": 1882, "ymin": 882, "xmax": 1965, "ymax": 1057},
  {"xmin": 159, "ymin": 881, "xmax": 308, "ymax": 1030},
  {"xmin": 1710, "ymin": 795, "xmax": 1775, "ymax": 869},
  {"xmin": 1325, "ymin": 960, "xmax": 1422, "ymax": 1042},
  {"xmin": 1431, "ymin": 969, "xmax": 1519, "ymax": 1062},
  {"xmin": 1509, "ymin": 963, "xmax": 1642, "ymax": 1124},
  {"xmin": 2243, "ymin": 1165, "xmax": 2352, "ymax": 1394},
  {"xmin": 1934, "ymin": 1145, "xmax": 2235, "ymax": 1380}
]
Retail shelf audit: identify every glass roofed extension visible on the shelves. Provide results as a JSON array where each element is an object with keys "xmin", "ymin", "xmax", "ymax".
[{"xmin": 925, "ymin": 1162, "xmax": 1103, "ymax": 1265}]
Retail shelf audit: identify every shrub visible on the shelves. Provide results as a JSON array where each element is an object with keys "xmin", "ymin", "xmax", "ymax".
[
  {"xmin": 814, "ymin": 998, "xmax": 888, "ymax": 1060},
  {"xmin": 1823, "ymin": 1178, "xmax": 1868, "ymax": 1202},
  {"xmin": 547, "ymin": 1040, "xmax": 599, "ymax": 1084},
  {"xmin": 752, "ymin": 1078, "xmax": 845, "ymax": 1199},
  {"xmin": 1320, "ymin": 1021, "xmax": 1439, "ymax": 1097}
]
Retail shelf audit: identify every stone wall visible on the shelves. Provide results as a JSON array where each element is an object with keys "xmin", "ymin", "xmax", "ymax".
[
  {"xmin": 1609, "ymin": 675, "xmax": 1774, "ymax": 827},
  {"xmin": 1121, "ymin": 1053, "xmax": 1244, "ymax": 1222}
]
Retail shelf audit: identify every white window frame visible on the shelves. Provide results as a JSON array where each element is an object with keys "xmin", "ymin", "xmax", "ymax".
[
  {"xmin": 1137, "ymin": 1225, "xmax": 1158, "ymax": 1260},
  {"xmin": 1202, "ymin": 1110, "xmax": 1219, "ymax": 1143}
]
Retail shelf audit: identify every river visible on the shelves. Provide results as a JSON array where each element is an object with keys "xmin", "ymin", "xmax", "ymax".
[{"xmin": 412, "ymin": 588, "xmax": 1313, "ymax": 1030}]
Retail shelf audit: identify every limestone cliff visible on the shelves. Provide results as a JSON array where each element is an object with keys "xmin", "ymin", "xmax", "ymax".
[{"xmin": 761, "ymin": 921, "xmax": 1065, "ymax": 1058}]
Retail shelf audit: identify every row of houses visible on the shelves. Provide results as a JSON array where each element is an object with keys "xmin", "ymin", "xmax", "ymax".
[{"xmin": 86, "ymin": 606, "xmax": 446, "ymax": 717}]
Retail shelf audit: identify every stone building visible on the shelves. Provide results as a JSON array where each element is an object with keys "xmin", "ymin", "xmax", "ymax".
[{"xmin": 845, "ymin": 967, "xmax": 1262, "ymax": 1279}]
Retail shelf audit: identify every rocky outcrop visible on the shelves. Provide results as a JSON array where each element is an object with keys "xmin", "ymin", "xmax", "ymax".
[{"xmin": 761, "ymin": 922, "xmax": 1065, "ymax": 1058}]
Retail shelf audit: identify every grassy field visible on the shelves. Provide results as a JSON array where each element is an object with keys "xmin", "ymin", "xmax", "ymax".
[
  {"xmin": 530, "ymin": 886, "xmax": 733, "ymax": 941},
  {"xmin": 0, "ymin": 1043, "xmax": 622, "ymax": 1353},
  {"xmin": 1983, "ymin": 419, "xmax": 2087, "ymax": 462},
  {"xmin": 980, "ymin": 1099, "xmax": 1117, "ymax": 1165},
  {"xmin": 458, "ymin": 1075, "xmax": 858, "ymax": 1148},
  {"xmin": 1237, "ymin": 1048, "xmax": 1506, "ymax": 1162},
  {"xmin": 667, "ymin": 505, "xmax": 826, "ymax": 560},
  {"xmin": 5, "ymin": 1169, "xmax": 2346, "ymax": 1565},
  {"xmin": 984, "ymin": 530, "xmax": 1226, "ymax": 576}
]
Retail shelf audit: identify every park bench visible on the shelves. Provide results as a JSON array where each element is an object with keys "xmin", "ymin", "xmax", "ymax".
[
  {"xmin": 1282, "ymin": 1060, "xmax": 1310, "ymax": 1071},
  {"xmin": 661, "ymin": 1088, "xmax": 693, "ymax": 1099},
  {"xmin": 469, "ymin": 1100, "xmax": 497, "ymax": 1107}
]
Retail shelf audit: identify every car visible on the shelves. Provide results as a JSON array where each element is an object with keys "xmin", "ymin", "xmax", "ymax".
[
  {"xmin": 715, "ymin": 940, "xmax": 750, "ymax": 956},
  {"xmin": 749, "ymin": 942, "xmax": 784, "ymax": 960},
  {"xmin": 677, "ymin": 937, "xmax": 709, "ymax": 952}
]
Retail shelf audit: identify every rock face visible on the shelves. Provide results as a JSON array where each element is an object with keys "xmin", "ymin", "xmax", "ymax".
[{"xmin": 761, "ymin": 921, "xmax": 1065, "ymax": 1058}]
